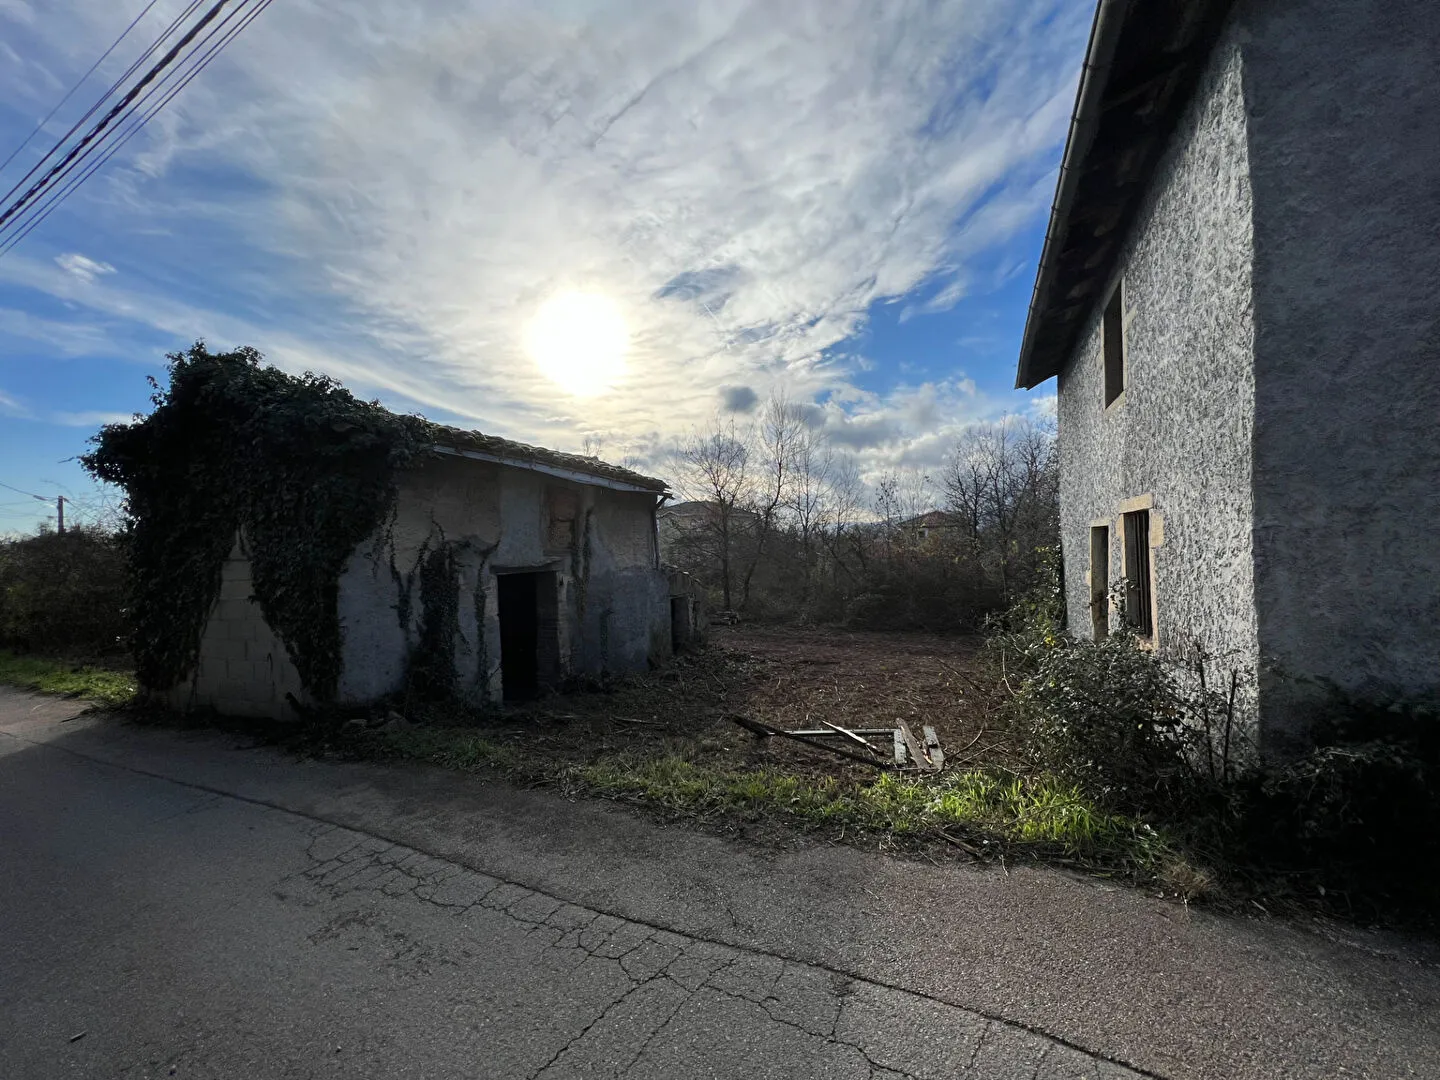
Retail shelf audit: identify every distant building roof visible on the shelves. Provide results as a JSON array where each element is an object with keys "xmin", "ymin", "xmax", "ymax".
[
  {"xmin": 431, "ymin": 427, "xmax": 669, "ymax": 495},
  {"xmin": 1014, "ymin": 0, "xmax": 1236, "ymax": 390},
  {"xmin": 901, "ymin": 510, "xmax": 961, "ymax": 530}
]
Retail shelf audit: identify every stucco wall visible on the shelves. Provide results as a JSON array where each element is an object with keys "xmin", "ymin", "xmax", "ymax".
[
  {"xmin": 1057, "ymin": 34, "xmax": 1258, "ymax": 685},
  {"xmin": 1242, "ymin": 0, "xmax": 1440, "ymax": 741},
  {"xmin": 335, "ymin": 455, "xmax": 672, "ymax": 707},
  {"xmin": 171, "ymin": 455, "xmax": 672, "ymax": 717}
]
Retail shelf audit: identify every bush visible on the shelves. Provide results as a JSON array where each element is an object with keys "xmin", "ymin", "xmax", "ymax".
[
  {"xmin": 0, "ymin": 527, "xmax": 129, "ymax": 656},
  {"xmin": 990, "ymin": 567, "xmax": 1440, "ymax": 922}
]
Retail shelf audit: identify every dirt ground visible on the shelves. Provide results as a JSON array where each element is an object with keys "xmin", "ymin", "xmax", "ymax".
[{"xmin": 486, "ymin": 623, "xmax": 1015, "ymax": 778}]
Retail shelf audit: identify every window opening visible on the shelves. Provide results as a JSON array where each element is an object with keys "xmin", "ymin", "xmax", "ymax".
[
  {"xmin": 1103, "ymin": 285, "xmax": 1125, "ymax": 407},
  {"xmin": 1122, "ymin": 510, "xmax": 1153, "ymax": 637}
]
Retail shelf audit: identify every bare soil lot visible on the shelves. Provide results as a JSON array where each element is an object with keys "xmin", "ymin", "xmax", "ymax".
[{"xmin": 477, "ymin": 624, "xmax": 1012, "ymax": 780}]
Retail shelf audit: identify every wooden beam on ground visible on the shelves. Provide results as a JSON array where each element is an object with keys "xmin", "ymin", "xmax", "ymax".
[
  {"xmin": 728, "ymin": 715, "xmax": 891, "ymax": 770},
  {"xmin": 922, "ymin": 725, "xmax": 945, "ymax": 772},
  {"xmin": 897, "ymin": 719, "xmax": 931, "ymax": 772}
]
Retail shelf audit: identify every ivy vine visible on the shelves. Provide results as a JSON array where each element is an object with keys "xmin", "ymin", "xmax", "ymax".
[{"xmin": 83, "ymin": 342, "xmax": 441, "ymax": 701}]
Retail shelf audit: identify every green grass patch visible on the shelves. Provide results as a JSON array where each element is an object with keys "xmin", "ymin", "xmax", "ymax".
[
  {"xmin": 0, "ymin": 650, "xmax": 137, "ymax": 708},
  {"xmin": 361, "ymin": 722, "xmax": 1168, "ymax": 872}
]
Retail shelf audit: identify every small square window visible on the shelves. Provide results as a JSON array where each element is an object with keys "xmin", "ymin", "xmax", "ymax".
[{"xmin": 1103, "ymin": 285, "xmax": 1124, "ymax": 407}]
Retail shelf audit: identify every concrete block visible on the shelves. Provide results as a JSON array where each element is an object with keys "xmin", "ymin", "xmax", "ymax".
[
  {"xmin": 220, "ymin": 560, "xmax": 252, "ymax": 583},
  {"xmin": 219, "ymin": 577, "xmax": 253, "ymax": 602},
  {"xmin": 216, "ymin": 598, "xmax": 254, "ymax": 622},
  {"xmin": 209, "ymin": 637, "xmax": 248, "ymax": 663}
]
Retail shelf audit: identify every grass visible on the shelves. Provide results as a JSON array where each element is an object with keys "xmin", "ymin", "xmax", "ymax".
[
  {"xmin": 368, "ymin": 724, "xmax": 1171, "ymax": 874},
  {"xmin": 0, "ymin": 650, "xmax": 138, "ymax": 708}
]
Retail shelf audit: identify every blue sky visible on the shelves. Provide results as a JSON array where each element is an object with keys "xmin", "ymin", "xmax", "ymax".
[{"xmin": 0, "ymin": 0, "xmax": 1087, "ymax": 534}]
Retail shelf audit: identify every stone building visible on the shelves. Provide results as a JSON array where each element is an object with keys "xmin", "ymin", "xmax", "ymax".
[
  {"xmin": 170, "ymin": 430, "xmax": 704, "ymax": 718},
  {"xmin": 1015, "ymin": 0, "xmax": 1440, "ymax": 749}
]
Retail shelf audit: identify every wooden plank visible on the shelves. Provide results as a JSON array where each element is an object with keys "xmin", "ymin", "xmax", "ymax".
[
  {"xmin": 790, "ymin": 728, "xmax": 895, "ymax": 738},
  {"xmin": 728, "ymin": 715, "xmax": 891, "ymax": 770},
  {"xmin": 897, "ymin": 719, "xmax": 930, "ymax": 772},
  {"xmin": 893, "ymin": 729, "xmax": 908, "ymax": 766},
  {"xmin": 819, "ymin": 719, "xmax": 883, "ymax": 754},
  {"xmin": 922, "ymin": 725, "xmax": 945, "ymax": 771}
]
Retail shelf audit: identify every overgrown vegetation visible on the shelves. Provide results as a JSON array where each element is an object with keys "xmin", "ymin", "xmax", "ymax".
[
  {"xmin": 665, "ymin": 401, "xmax": 1057, "ymax": 631},
  {"xmin": 0, "ymin": 526, "xmax": 129, "ymax": 656},
  {"xmin": 82, "ymin": 342, "xmax": 441, "ymax": 701},
  {"xmin": 358, "ymin": 723, "xmax": 1164, "ymax": 872},
  {"xmin": 0, "ymin": 650, "xmax": 136, "ymax": 707},
  {"xmin": 986, "ymin": 557, "xmax": 1440, "ymax": 926}
]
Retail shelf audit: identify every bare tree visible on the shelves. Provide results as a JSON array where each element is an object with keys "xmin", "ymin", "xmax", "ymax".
[
  {"xmin": 738, "ymin": 392, "xmax": 806, "ymax": 610},
  {"xmin": 672, "ymin": 420, "xmax": 753, "ymax": 610}
]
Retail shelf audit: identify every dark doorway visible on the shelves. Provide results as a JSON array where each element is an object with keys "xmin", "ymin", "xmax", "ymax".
[
  {"xmin": 670, "ymin": 596, "xmax": 690, "ymax": 652},
  {"xmin": 496, "ymin": 571, "xmax": 559, "ymax": 701}
]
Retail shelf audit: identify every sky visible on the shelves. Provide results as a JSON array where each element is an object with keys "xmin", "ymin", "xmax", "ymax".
[{"xmin": 0, "ymin": 0, "xmax": 1088, "ymax": 534}]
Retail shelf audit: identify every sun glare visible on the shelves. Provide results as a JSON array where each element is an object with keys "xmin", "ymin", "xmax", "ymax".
[{"xmin": 524, "ymin": 291, "xmax": 629, "ymax": 397}]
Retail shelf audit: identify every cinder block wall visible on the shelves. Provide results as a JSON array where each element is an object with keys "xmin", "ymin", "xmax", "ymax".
[{"xmin": 165, "ymin": 536, "xmax": 307, "ymax": 717}]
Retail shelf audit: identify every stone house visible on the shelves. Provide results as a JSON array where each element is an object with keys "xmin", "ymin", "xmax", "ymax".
[
  {"xmin": 171, "ymin": 430, "xmax": 704, "ymax": 718},
  {"xmin": 1015, "ymin": 0, "xmax": 1439, "ymax": 749}
]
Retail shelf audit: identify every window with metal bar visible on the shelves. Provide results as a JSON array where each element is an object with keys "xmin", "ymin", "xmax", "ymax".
[{"xmin": 1122, "ymin": 509, "xmax": 1153, "ymax": 637}]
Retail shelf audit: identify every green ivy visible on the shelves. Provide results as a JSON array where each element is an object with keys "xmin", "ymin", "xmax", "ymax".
[{"xmin": 83, "ymin": 342, "xmax": 441, "ymax": 701}]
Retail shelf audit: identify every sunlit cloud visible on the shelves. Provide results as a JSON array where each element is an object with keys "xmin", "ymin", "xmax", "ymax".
[{"xmin": 0, "ymin": 0, "xmax": 1089, "ymax": 476}]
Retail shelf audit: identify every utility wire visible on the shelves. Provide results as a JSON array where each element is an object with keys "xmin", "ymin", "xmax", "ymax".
[
  {"xmin": 0, "ymin": 479, "xmax": 51, "ymax": 501},
  {"xmin": 0, "ymin": 0, "xmax": 205, "ymax": 212},
  {"xmin": 0, "ymin": 0, "xmax": 275, "ymax": 256},
  {"xmin": 0, "ymin": 0, "xmax": 237, "ymax": 233},
  {"xmin": 0, "ymin": 0, "xmax": 164, "ymax": 179}
]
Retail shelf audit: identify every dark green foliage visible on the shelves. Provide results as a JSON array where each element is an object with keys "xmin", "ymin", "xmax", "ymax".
[
  {"xmin": 0, "ymin": 526, "xmax": 129, "ymax": 655},
  {"xmin": 408, "ymin": 541, "xmax": 461, "ymax": 701},
  {"xmin": 992, "ymin": 575, "xmax": 1440, "ymax": 924},
  {"xmin": 82, "ymin": 342, "xmax": 439, "ymax": 699}
]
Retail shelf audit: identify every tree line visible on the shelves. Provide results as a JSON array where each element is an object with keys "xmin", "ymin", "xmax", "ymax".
[{"xmin": 663, "ymin": 395, "xmax": 1060, "ymax": 631}]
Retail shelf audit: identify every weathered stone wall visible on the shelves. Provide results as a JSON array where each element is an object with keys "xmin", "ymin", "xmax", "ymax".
[
  {"xmin": 1243, "ymin": 0, "xmax": 1440, "ymax": 744},
  {"xmin": 166, "ymin": 536, "xmax": 307, "ymax": 718},
  {"xmin": 1057, "ymin": 31, "xmax": 1258, "ymax": 690}
]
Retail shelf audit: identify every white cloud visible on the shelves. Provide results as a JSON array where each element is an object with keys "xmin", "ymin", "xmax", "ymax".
[
  {"xmin": 4, "ymin": 0, "xmax": 1087, "ymax": 474},
  {"xmin": 0, "ymin": 387, "xmax": 33, "ymax": 417},
  {"xmin": 54, "ymin": 252, "xmax": 116, "ymax": 283}
]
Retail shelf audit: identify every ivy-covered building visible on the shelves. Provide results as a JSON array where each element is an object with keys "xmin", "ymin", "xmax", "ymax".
[{"xmin": 84, "ymin": 346, "xmax": 703, "ymax": 719}]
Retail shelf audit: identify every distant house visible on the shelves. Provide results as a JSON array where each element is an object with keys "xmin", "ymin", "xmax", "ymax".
[
  {"xmin": 175, "ymin": 429, "xmax": 704, "ymax": 718},
  {"xmin": 899, "ymin": 510, "xmax": 962, "ymax": 544},
  {"xmin": 1015, "ymin": 0, "xmax": 1440, "ymax": 749}
]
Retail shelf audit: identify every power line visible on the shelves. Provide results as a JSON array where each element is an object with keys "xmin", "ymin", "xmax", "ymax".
[
  {"xmin": 0, "ymin": 0, "xmax": 209, "ymax": 214},
  {"xmin": 0, "ymin": 0, "xmax": 164, "ymax": 179},
  {"xmin": 0, "ymin": 0, "xmax": 275, "ymax": 254},
  {"xmin": 0, "ymin": 0, "xmax": 237, "ymax": 232},
  {"xmin": 0, "ymin": 0, "xmax": 276, "ymax": 255},
  {"xmin": 0, "ymin": 479, "xmax": 50, "ymax": 501}
]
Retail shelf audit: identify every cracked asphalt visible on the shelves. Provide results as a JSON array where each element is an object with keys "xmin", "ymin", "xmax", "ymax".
[{"xmin": 2, "ymin": 688, "xmax": 1437, "ymax": 1079}]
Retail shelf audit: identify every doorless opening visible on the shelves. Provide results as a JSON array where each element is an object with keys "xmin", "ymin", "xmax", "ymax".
[
  {"xmin": 670, "ymin": 596, "xmax": 690, "ymax": 652},
  {"xmin": 496, "ymin": 571, "xmax": 559, "ymax": 700}
]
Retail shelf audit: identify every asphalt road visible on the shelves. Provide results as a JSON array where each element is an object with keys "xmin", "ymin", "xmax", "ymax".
[{"xmin": 1, "ymin": 688, "xmax": 1437, "ymax": 1079}]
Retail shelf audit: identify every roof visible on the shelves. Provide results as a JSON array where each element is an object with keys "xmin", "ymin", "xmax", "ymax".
[
  {"xmin": 901, "ymin": 510, "xmax": 960, "ymax": 530},
  {"xmin": 1014, "ymin": 0, "xmax": 1237, "ymax": 390},
  {"xmin": 431, "ymin": 427, "xmax": 669, "ymax": 495}
]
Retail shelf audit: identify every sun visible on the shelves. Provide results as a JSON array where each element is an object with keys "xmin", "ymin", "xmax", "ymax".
[{"xmin": 524, "ymin": 290, "xmax": 629, "ymax": 397}]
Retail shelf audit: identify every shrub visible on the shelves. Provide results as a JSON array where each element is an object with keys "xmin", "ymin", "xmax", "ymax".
[{"xmin": 0, "ymin": 526, "xmax": 129, "ymax": 656}]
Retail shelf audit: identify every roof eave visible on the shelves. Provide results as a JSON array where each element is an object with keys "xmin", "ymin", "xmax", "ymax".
[{"xmin": 1014, "ymin": 0, "xmax": 1130, "ymax": 391}]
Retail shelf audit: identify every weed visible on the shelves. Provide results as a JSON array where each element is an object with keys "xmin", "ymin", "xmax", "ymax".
[{"xmin": 0, "ymin": 650, "xmax": 137, "ymax": 708}]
